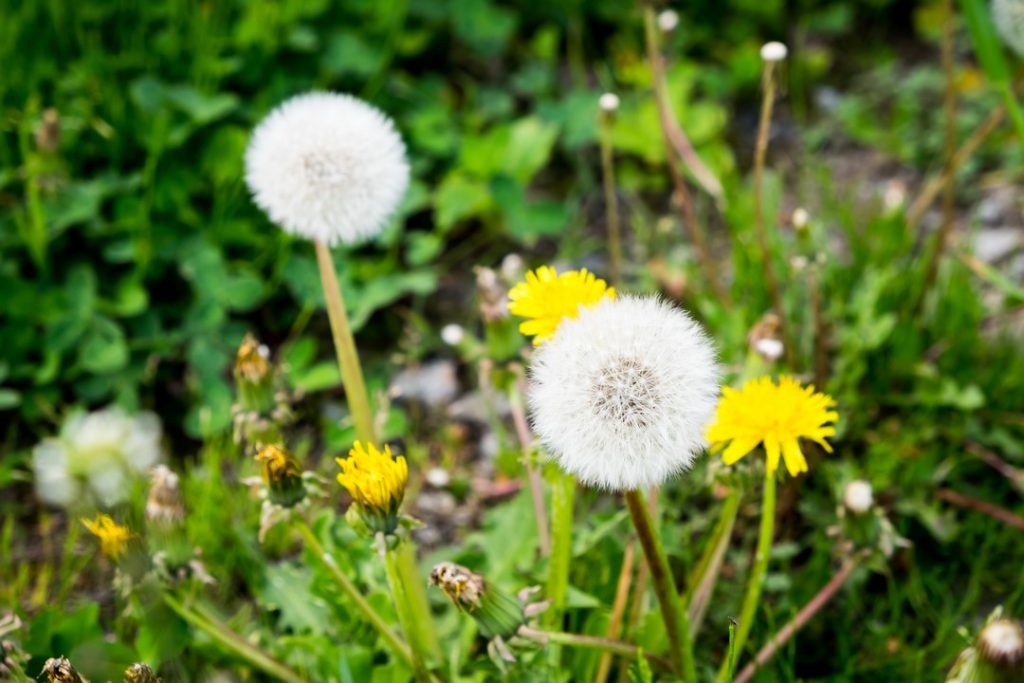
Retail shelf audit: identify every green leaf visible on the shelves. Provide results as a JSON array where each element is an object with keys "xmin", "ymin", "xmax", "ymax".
[
  {"xmin": 0, "ymin": 388, "xmax": 21, "ymax": 409},
  {"xmin": 261, "ymin": 563, "xmax": 333, "ymax": 633},
  {"xmin": 79, "ymin": 316, "xmax": 128, "ymax": 373},
  {"xmin": 958, "ymin": 0, "xmax": 1011, "ymax": 85},
  {"xmin": 501, "ymin": 117, "xmax": 559, "ymax": 183},
  {"xmin": 434, "ymin": 173, "xmax": 491, "ymax": 231}
]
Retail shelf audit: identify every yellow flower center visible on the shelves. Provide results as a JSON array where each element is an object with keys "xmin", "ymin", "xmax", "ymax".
[
  {"xmin": 706, "ymin": 375, "xmax": 838, "ymax": 476},
  {"xmin": 255, "ymin": 444, "xmax": 300, "ymax": 484},
  {"xmin": 81, "ymin": 514, "xmax": 131, "ymax": 559},
  {"xmin": 508, "ymin": 266, "xmax": 615, "ymax": 345}
]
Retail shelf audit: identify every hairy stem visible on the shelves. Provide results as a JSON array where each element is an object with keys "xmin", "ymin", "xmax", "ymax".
[
  {"xmin": 294, "ymin": 520, "xmax": 414, "ymax": 667},
  {"xmin": 716, "ymin": 469, "xmax": 777, "ymax": 683},
  {"xmin": 625, "ymin": 488, "xmax": 696, "ymax": 680},
  {"xmin": 383, "ymin": 540, "xmax": 438, "ymax": 682},
  {"xmin": 314, "ymin": 239, "xmax": 376, "ymax": 445}
]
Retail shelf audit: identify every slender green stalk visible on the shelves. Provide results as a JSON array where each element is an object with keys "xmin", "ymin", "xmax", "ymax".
[
  {"xmin": 598, "ymin": 106, "xmax": 623, "ymax": 287},
  {"xmin": 163, "ymin": 594, "xmax": 305, "ymax": 683},
  {"xmin": 545, "ymin": 471, "xmax": 575, "ymax": 633},
  {"xmin": 294, "ymin": 520, "xmax": 414, "ymax": 667},
  {"xmin": 595, "ymin": 540, "xmax": 636, "ymax": 683},
  {"xmin": 509, "ymin": 383, "xmax": 551, "ymax": 555},
  {"xmin": 997, "ymin": 82, "xmax": 1024, "ymax": 142},
  {"xmin": 752, "ymin": 57, "xmax": 793, "ymax": 367},
  {"xmin": 715, "ymin": 470, "xmax": 777, "ymax": 683},
  {"xmin": 686, "ymin": 488, "xmax": 741, "ymax": 635},
  {"xmin": 314, "ymin": 239, "xmax": 376, "ymax": 445},
  {"xmin": 624, "ymin": 488, "xmax": 696, "ymax": 681},
  {"xmin": 726, "ymin": 620, "xmax": 738, "ymax": 682},
  {"xmin": 383, "ymin": 541, "xmax": 436, "ymax": 683},
  {"xmin": 518, "ymin": 626, "xmax": 673, "ymax": 672}
]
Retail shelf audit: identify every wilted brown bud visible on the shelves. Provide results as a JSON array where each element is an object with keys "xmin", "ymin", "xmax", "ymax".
[
  {"xmin": 124, "ymin": 662, "xmax": 161, "ymax": 683},
  {"xmin": 35, "ymin": 108, "xmax": 61, "ymax": 153},
  {"xmin": 146, "ymin": 465, "xmax": 185, "ymax": 524},
  {"xmin": 430, "ymin": 562, "xmax": 524, "ymax": 639},
  {"xmin": 41, "ymin": 656, "xmax": 85, "ymax": 683},
  {"xmin": 475, "ymin": 266, "xmax": 508, "ymax": 322}
]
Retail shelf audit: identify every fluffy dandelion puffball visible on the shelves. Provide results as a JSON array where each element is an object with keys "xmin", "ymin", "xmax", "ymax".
[
  {"xmin": 245, "ymin": 92, "xmax": 409, "ymax": 245},
  {"xmin": 707, "ymin": 376, "xmax": 838, "ymax": 477},
  {"xmin": 843, "ymin": 479, "xmax": 874, "ymax": 514},
  {"xmin": 993, "ymin": 0, "xmax": 1024, "ymax": 58},
  {"xmin": 508, "ymin": 266, "xmax": 616, "ymax": 345},
  {"xmin": 978, "ymin": 618, "xmax": 1024, "ymax": 667},
  {"xmin": 528, "ymin": 296, "xmax": 719, "ymax": 491},
  {"xmin": 760, "ymin": 41, "xmax": 788, "ymax": 62}
]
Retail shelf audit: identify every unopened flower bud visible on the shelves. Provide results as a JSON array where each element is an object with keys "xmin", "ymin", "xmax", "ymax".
[
  {"xmin": 760, "ymin": 41, "xmax": 788, "ymax": 62},
  {"xmin": 234, "ymin": 334, "xmax": 274, "ymax": 412},
  {"xmin": 599, "ymin": 92, "xmax": 620, "ymax": 113},
  {"xmin": 430, "ymin": 562, "xmax": 524, "ymax": 639},
  {"xmin": 657, "ymin": 9, "xmax": 679, "ymax": 33},
  {"xmin": 124, "ymin": 662, "xmax": 161, "ymax": 682},
  {"xmin": 255, "ymin": 444, "xmax": 306, "ymax": 508},
  {"xmin": 843, "ymin": 480, "xmax": 874, "ymax": 515},
  {"xmin": 42, "ymin": 657, "xmax": 85, "ymax": 683}
]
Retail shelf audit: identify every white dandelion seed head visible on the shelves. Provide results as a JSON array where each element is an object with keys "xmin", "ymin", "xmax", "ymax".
[
  {"xmin": 657, "ymin": 9, "xmax": 680, "ymax": 33},
  {"xmin": 599, "ymin": 92, "xmax": 620, "ymax": 113},
  {"xmin": 31, "ymin": 407, "xmax": 163, "ymax": 508},
  {"xmin": 993, "ymin": 0, "xmax": 1024, "ymax": 58},
  {"xmin": 441, "ymin": 323, "xmax": 465, "ymax": 346},
  {"xmin": 843, "ymin": 479, "xmax": 874, "ymax": 515},
  {"xmin": 753, "ymin": 337, "xmax": 785, "ymax": 362},
  {"xmin": 791, "ymin": 207, "xmax": 809, "ymax": 230},
  {"xmin": 244, "ymin": 92, "xmax": 409, "ymax": 245},
  {"xmin": 528, "ymin": 296, "xmax": 720, "ymax": 491},
  {"xmin": 978, "ymin": 618, "xmax": 1024, "ymax": 666},
  {"xmin": 760, "ymin": 41, "xmax": 788, "ymax": 62}
]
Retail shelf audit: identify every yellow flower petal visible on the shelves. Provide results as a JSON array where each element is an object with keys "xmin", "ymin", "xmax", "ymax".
[
  {"xmin": 706, "ymin": 375, "xmax": 838, "ymax": 477},
  {"xmin": 508, "ymin": 266, "xmax": 615, "ymax": 344}
]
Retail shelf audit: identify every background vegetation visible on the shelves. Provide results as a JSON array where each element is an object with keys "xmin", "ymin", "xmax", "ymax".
[{"xmin": 2, "ymin": 0, "xmax": 1023, "ymax": 681}]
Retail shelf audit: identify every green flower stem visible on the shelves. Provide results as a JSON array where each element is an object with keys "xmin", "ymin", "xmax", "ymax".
[
  {"xmin": 383, "ymin": 539, "xmax": 443, "ymax": 683},
  {"xmin": 715, "ymin": 469, "xmax": 777, "ymax": 683},
  {"xmin": 545, "ymin": 471, "xmax": 575, "ymax": 628},
  {"xmin": 686, "ymin": 488, "xmax": 741, "ymax": 635},
  {"xmin": 162, "ymin": 594, "xmax": 305, "ymax": 683},
  {"xmin": 314, "ymin": 239, "xmax": 376, "ymax": 445},
  {"xmin": 518, "ymin": 626, "xmax": 673, "ymax": 672},
  {"xmin": 293, "ymin": 520, "xmax": 414, "ymax": 668},
  {"xmin": 624, "ymin": 488, "xmax": 696, "ymax": 681}
]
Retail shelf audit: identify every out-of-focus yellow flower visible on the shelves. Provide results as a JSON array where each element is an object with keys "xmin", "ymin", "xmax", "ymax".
[
  {"xmin": 707, "ymin": 376, "xmax": 838, "ymax": 476},
  {"xmin": 235, "ymin": 334, "xmax": 271, "ymax": 382},
  {"xmin": 255, "ymin": 444, "xmax": 305, "ymax": 507},
  {"xmin": 81, "ymin": 514, "xmax": 131, "ymax": 559},
  {"xmin": 508, "ymin": 266, "xmax": 615, "ymax": 344},
  {"xmin": 336, "ymin": 441, "xmax": 408, "ymax": 533}
]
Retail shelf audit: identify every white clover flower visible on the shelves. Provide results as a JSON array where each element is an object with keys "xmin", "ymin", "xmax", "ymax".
[
  {"xmin": 994, "ymin": 0, "xmax": 1024, "ymax": 58},
  {"xmin": 528, "ymin": 296, "xmax": 719, "ymax": 490},
  {"xmin": 760, "ymin": 41, "xmax": 788, "ymax": 62},
  {"xmin": 244, "ymin": 92, "xmax": 409, "ymax": 245},
  {"xmin": 843, "ymin": 479, "xmax": 874, "ymax": 515},
  {"xmin": 31, "ymin": 407, "xmax": 163, "ymax": 508}
]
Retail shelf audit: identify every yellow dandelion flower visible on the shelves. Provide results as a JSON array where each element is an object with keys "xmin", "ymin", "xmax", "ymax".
[
  {"xmin": 508, "ymin": 266, "xmax": 615, "ymax": 345},
  {"xmin": 81, "ymin": 514, "xmax": 131, "ymax": 559},
  {"xmin": 706, "ymin": 376, "xmax": 838, "ymax": 476},
  {"xmin": 336, "ymin": 441, "xmax": 408, "ymax": 533}
]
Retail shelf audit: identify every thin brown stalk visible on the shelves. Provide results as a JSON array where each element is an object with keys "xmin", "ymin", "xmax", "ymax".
[
  {"xmin": 810, "ymin": 268, "xmax": 828, "ymax": 389},
  {"xmin": 641, "ymin": 3, "xmax": 731, "ymax": 307},
  {"xmin": 966, "ymin": 441, "xmax": 1024, "ymax": 493},
  {"xmin": 509, "ymin": 380, "xmax": 551, "ymax": 556},
  {"xmin": 753, "ymin": 57, "xmax": 794, "ymax": 367},
  {"xmin": 916, "ymin": 0, "xmax": 959, "ymax": 316},
  {"xmin": 595, "ymin": 540, "xmax": 636, "ymax": 683},
  {"xmin": 906, "ymin": 106, "xmax": 1004, "ymax": 228},
  {"xmin": 937, "ymin": 488, "xmax": 1024, "ymax": 530},
  {"xmin": 732, "ymin": 553, "xmax": 864, "ymax": 683},
  {"xmin": 599, "ymin": 108, "xmax": 624, "ymax": 287}
]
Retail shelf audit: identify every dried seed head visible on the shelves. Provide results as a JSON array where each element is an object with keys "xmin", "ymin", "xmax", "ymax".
[
  {"xmin": 146, "ymin": 465, "xmax": 185, "ymax": 524},
  {"xmin": 42, "ymin": 657, "xmax": 84, "ymax": 683},
  {"xmin": 599, "ymin": 92, "xmax": 620, "ymax": 113},
  {"xmin": 124, "ymin": 662, "xmax": 161, "ymax": 683},
  {"xmin": 657, "ymin": 9, "xmax": 679, "ymax": 32},
  {"xmin": 760, "ymin": 41, "xmax": 788, "ymax": 62},
  {"xmin": 748, "ymin": 312, "xmax": 784, "ymax": 362},
  {"xmin": 977, "ymin": 618, "xmax": 1024, "ymax": 670},
  {"xmin": 430, "ymin": 562, "xmax": 524, "ymax": 639}
]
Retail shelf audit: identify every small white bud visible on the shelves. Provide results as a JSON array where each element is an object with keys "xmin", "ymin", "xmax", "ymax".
[
  {"xmin": 657, "ymin": 9, "xmax": 679, "ymax": 33},
  {"xmin": 760, "ymin": 41, "xmax": 788, "ymax": 63},
  {"xmin": 843, "ymin": 480, "xmax": 874, "ymax": 515},
  {"xmin": 882, "ymin": 180, "xmax": 906, "ymax": 214},
  {"xmin": 753, "ymin": 338, "xmax": 785, "ymax": 362},
  {"xmin": 792, "ymin": 207, "xmax": 809, "ymax": 230},
  {"xmin": 599, "ymin": 92, "xmax": 620, "ymax": 113},
  {"xmin": 441, "ymin": 324, "xmax": 465, "ymax": 346}
]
